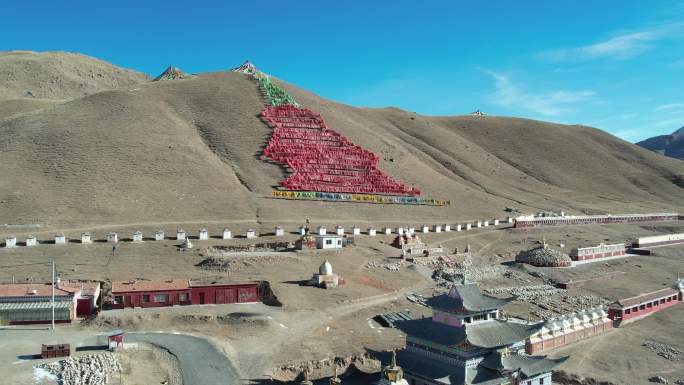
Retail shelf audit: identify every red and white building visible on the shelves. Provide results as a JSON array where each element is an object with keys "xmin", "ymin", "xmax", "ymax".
[
  {"xmin": 608, "ymin": 281, "xmax": 683, "ymax": 326},
  {"xmin": 0, "ymin": 281, "xmax": 100, "ymax": 325},
  {"xmin": 526, "ymin": 306, "xmax": 613, "ymax": 354},
  {"xmin": 109, "ymin": 279, "xmax": 260, "ymax": 309},
  {"xmin": 569, "ymin": 243, "xmax": 625, "ymax": 261}
]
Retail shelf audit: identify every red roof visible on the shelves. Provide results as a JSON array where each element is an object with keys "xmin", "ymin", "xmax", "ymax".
[
  {"xmin": 60, "ymin": 282, "xmax": 100, "ymax": 296},
  {"xmin": 0, "ymin": 283, "xmax": 73, "ymax": 297},
  {"xmin": 616, "ymin": 288, "xmax": 679, "ymax": 308},
  {"xmin": 111, "ymin": 279, "xmax": 189, "ymax": 293}
]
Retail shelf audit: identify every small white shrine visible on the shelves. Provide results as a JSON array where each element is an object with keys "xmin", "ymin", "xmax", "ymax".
[
  {"xmin": 275, "ymin": 226, "xmax": 285, "ymax": 237},
  {"xmin": 335, "ymin": 225, "xmax": 345, "ymax": 236},
  {"xmin": 132, "ymin": 231, "xmax": 144, "ymax": 242},
  {"xmin": 246, "ymin": 229, "xmax": 257, "ymax": 239},
  {"xmin": 352, "ymin": 226, "xmax": 361, "ymax": 236},
  {"xmin": 421, "ymin": 225, "xmax": 429, "ymax": 234},
  {"xmin": 317, "ymin": 226, "xmax": 327, "ymax": 236},
  {"xmin": 4, "ymin": 236, "xmax": 17, "ymax": 248},
  {"xmin": 55, "ymin": 234, "xmax": 66, "ymax": 245},
  {"xmin": 368, "ymin": 228, "xmax": 377, "ymax": 237},
  {"xmin": 106, "ymin": 232, "xmax": 118, "ymax": 243},
  {"xmin": 198, "ymin": 229, "xmax": 209, "ymax": 241},
  {"xmin": 81, "ymin": 232, "xmax": 92, "ymax": 244},
  {"xmin": 222, "ymin": 228, "xmax": 232, "ymax": 239},
  {"xmin": 25, "ymin": 236, "xmax": 37, "ymax": 247},
  {"xmin": 176, "ymin": 229, "xmax": 186, "ymax": 241},
  {"xmin": 154, "ymin": 230, "xmax": 165, "ymax": 241}
]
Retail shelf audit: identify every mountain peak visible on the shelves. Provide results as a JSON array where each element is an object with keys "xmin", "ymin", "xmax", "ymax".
[
  {"xmin": 153, "ymin": 65, "xmax": 189, "ymax": 81},
  {"xmin": 232, "ymin": 60, "xmax": 259, "ymax": 75}
]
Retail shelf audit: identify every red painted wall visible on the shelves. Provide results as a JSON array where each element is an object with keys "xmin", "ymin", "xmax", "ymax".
[
  {"xmin": 110, "ymin": 283, "xmax": 260, "ymax": 309},
  {"xmin": 609, "ymin": 295, "xmax": 680, "ymax": 325},
  {"xmin": 109, "ymin": 289, "xmax": 192, "ymax": 309}
]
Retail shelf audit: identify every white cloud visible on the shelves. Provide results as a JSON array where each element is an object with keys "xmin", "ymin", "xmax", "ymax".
[
  {"xmin": 655, "ymin": 103, "xmax": 684, "ymax": 111},
  {"xmin": 541, "ymin": 31, "xmax": 656, "ymax": 62},
  {"xmin": 485, "ymin": 70, "xmax": 595, "ymax": 117},
  {"xmin": 540, "ymin": 22, "xmax": 684, "ymax": 62}
]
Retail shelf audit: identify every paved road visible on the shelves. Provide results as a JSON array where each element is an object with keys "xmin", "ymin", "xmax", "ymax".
[{"xmin": 128, "ymin": 332, "xmax": 239, "ymax": 385}]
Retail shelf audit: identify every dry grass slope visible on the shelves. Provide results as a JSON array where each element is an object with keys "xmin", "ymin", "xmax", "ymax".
[{"xmin": 0, "ymin": 54, "xmax": 683, "ymax": 229}]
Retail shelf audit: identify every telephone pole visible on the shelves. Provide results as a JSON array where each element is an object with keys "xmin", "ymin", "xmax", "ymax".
[{"xmin": 51, "ymin": 259, "xmax": 55, "ymax": 332}]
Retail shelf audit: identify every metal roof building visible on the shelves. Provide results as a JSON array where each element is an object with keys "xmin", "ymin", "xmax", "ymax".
[{"xmin": 0, "ymin": 301, "xmax": 72, "ymax": 325}]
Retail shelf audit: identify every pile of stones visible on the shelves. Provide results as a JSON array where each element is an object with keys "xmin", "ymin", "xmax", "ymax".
[
  {"xmin": 516, "ymin": 246, "xmax": 572, "ymax": 267},
  {"xmin": 37, "ymin": 354, "xmax": 121, "ymax": 385},
  {"xmin": 366, "ymin": 260, "xmax": 403, "ymax": 271},
  {"xmin": 643, "ymin": 341, "xmax": 683, "ymax": 361}
]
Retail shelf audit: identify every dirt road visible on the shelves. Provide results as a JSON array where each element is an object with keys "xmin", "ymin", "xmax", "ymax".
[{"xmin": 128, "ymin": 332, "xmax": 240, "ymax": 385}]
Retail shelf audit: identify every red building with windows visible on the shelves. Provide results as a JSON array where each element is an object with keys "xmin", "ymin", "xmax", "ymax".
[
  {"xmin": 608, "ymin": 286, "xmax": 682, "ymax": 326},
  {"xmin": 109, "ymin": 279, "xmax": 260, "ymax": 309}
]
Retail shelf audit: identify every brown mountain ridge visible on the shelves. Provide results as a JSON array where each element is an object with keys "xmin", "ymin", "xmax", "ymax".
[{"xmin": 0, "ymin": 51, "xmax": 683, "ymax": 228}]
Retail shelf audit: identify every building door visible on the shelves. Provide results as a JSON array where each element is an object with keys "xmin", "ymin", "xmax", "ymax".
[
  {"xmin": 199, "ymin": 292, "xmax": 205, "ymax": 305},
  {"xmin": 216, "ymin": 289, "xmax": 225, "ymax": 304},
  {"xmin": 124, "ymin": 295, "xmax": 133, "ymax": 308},
  {"xmin": 226, "ymin": 288, "xmax": 237, "ymax": 303}
]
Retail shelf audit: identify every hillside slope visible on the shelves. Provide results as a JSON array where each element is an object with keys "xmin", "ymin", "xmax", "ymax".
[
  {"xmin": 637, "ymin": 127, "xmax": 684, "ymax": 160},
  {"xmin": 0, "ymin": 59, "xmax": 683, "ymax": 228},
  {"xmin": 0, "ymin": 51, "xmax": 149, "ymax": 121}
]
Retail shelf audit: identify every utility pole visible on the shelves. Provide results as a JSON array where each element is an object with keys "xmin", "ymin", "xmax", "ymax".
[{"xmin": 51, "ymin": 259, "xmax": 55, "ymax": 332}]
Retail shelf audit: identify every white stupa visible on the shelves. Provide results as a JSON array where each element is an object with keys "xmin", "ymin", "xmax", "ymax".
[
  {"xmin": 310, "ymin": 260, "xmax": 339, "ymax": 288},
  {"xmin": 181, "ymin": 237, "xmax": 193, "ymax": 250}
]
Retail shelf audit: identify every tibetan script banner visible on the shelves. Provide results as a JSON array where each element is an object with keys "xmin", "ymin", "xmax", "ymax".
[{"xmin": 271, "ymin": 190, "xmax": 449, "ymax": 206}]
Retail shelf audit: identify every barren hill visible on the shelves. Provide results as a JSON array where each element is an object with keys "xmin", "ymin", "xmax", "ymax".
[
  {"xmin": 637, "ymin": 126, "xmax": 684, "ymax": 160},
  {"xmin": 0, "ymin": 51, "xmax": 149, "ymax": 120},
  {"xmin": 0, "ymin": 55, "xmax": 683, "ymax": 229}
]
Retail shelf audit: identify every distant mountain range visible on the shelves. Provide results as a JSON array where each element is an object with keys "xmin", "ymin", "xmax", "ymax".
[{"xmin": 637, "ymin": 127, "xmax": 684, "ymax": 161}]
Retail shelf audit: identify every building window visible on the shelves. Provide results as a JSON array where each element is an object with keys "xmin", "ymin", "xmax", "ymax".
[
  {"xmin": 632, "ymin": 306, "xmax": 637, "ymax": 312},
  {"xmin": 141, "ymin": 295, "xmax": 150, "ymax": 302},
  {"xmin": 326, "ymin": 239, "xmax": 333, "ymax": 245},
  {"xmin": 640, "ymin": 304, "xmax": 645, "ymax": 310},
  {"xmin": 660, "ymin": 299, "xmax": 665, "ymax": 304},
  {"xmin": 625, "ymin": 309, "xmax": 630, "ymax": 314},
  {"xmin": 180, "ymin": 293, "xmax": 189, "ymax": 302},
  {"xmin": 114, "ymin": 296, "xmax": 123, "ymax": 304},
  {"xmin": 540, "ymin": 378, "xmax": 544, "ymax": 384},
  {"xmin": 154, "ymin": 293, "xmax": 169, "ymax": 303}
]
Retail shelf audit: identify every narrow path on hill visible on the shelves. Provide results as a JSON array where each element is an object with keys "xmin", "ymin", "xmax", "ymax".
[{"xmin": 128, "ymin": 332, "xmax": 240, "ymax": 385}]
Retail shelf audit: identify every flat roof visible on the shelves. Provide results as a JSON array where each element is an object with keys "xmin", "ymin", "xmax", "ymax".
[
  {"xmin": 614, "ymin": 288, "xmax": 679, "ymax": 308},
  {"xmin": 111, "ymin": 279, "xmax": 189, "ymax": 293},
  {"xmin": 0, "ymin": 283, "xmax": 72, "ymax": 297}
]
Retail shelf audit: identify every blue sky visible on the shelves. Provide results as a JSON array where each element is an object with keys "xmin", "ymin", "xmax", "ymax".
[{"xmin": 2, "ymin": 1, "xmax": 683, "ymax": 142}]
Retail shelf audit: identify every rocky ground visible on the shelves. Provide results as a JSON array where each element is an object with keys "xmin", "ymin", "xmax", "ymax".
[{"xmin": 37, "ymin": 354, "xmax": 120, "ymax": 385}]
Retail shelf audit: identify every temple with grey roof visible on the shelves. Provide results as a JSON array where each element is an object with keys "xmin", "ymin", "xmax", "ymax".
[{"xmin": 387, "ymin": 282, "xmax": 566, "ymax": 385}]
